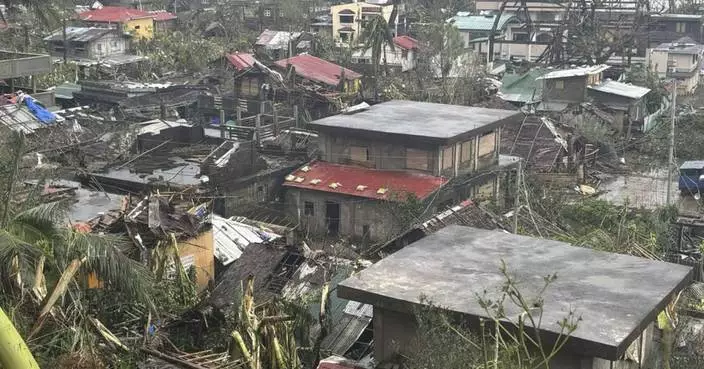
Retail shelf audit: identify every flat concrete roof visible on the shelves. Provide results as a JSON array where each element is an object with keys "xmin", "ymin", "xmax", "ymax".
[
  {"xmin": 308, "ymin": 100, "xmax": 520, "ymax": 143},
  {"xmin": 338, "ymin": 226, "xmax": 692, "ymax": 360}
]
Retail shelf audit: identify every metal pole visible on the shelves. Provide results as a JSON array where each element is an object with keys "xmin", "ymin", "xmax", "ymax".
[
  {"xmin": 666, "ymin": 80, "xmax": 677, "ymax": 206},
  {"xmin": 513, "ymin": 159, "xmax": 521, "ymax": 233}
]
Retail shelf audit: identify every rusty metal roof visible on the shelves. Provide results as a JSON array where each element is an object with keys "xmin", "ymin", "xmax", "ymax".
[
  {"xmin": 274, "ymin": 54, "xmax": 362, "ymax": 86},
  {"xmin": 283, "ymin": 160, "xmax": 447, "ymax": 201}
]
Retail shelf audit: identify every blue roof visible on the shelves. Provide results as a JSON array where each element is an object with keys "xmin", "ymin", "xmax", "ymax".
[{"xmin": 449, "ymin": 13, "xmax": 517, "ymax": 31}]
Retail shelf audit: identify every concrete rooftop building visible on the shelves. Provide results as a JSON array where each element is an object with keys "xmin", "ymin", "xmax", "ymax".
[
  {"xmin": 284, "ymin": 101, "xmax": 521, "ymax": 245},
  {"xmin": 338, "ymin": 225, "xmax": 693, "ymax": 368}
]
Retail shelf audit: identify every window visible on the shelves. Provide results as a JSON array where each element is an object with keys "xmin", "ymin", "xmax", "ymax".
[
  {"xmin": 111, "ymin": 41, "xmax": 118, "ymax": 48},
  {"xmin": 401, "ymin": 49, "xmax": 408, "ymax": 58},
  {"xmin": 676, "ymin": 22, "xmax": 686, "ymax": 33},
  {"xmin": 442, "ymin": 146, "xmax": 454, "ymax": 170},
  {"xmin": 304, "ymin": 201, "xmax": 314, "ymax": 216},
  {"xmin": 554, "ymin": 80, "xmax": 564, "ymax": 89},
  {"xmin": 97, "ymin": 44, "xmax": 102, "ymax": 51},
  {"xmin": 350, "ymin": 146, "xmax": 369, "ymax": 162},
  {"xmin": 478, "ymin": 132, "xmax": 496, "ymax": 157},
  {"xmin": 256, "ymin": 185, "xmax": 266, "ymax": 202},
  {"xmin": 406, "ymin": 148, "xmax": 429, "ymax": 170},
  {"xmin": 264, "ymin": 8, "xmax": 272, "ymax": 17},
  {"xmin": 134, "ymin": 25, "xmax": 141, "ymax": 30},
  {"xmin": 339, "ymin": 32, "xmax": 351, "ymax": 42},
  {"xmin": 339, "ymin": 15, "xmax": 354, "ymax": 24},
  {"xmin": 362, "ymin": 224, "xmax": 370, "ymax": 240},
  {"xmin": 513, "ymin": 33, "xmax": 529, "ymax": 42},
  {"xmin": 460, "ymin": 140, "xmax": 473, "ymax": 163}
]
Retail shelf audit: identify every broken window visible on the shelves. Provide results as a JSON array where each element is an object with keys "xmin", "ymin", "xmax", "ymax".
[
  {"xmin": 256, "ymin": 184, "xmax": 267, "ymax": 202},
  {"xmin": 350, "ymin": 146, "xmax": 369, "ymax": 162},
  {"xmin": 442, "ymin": 146, "xmax": 454, "ymax": 170},
  {"xmin": 477, "ymin": 132, "xmax": 496, "ymax": 158},
  {"xmin": 406, "ymin": 148, "xmax": 429, "ymax": 170},
  {"xmin": 460, "ymin": 140, "xmax": 473, "ymax": 163},
  {"xmin": 344, "ymin": 321, "xmax": 374, "ymax": 360},
  {"xmin": 304, "ymin": 201, "xmax": 314, "ymax": 216},
  {"xmin": 513, "ymin": 33, "xmax": 529, "ymax": 42},
  {"xmin": 266, "ymin": 252, "xmax": 305, "ymax": 294},
  {"xmin": 362, "ymin": 224, "xmax": 370, "ymax": 242}
]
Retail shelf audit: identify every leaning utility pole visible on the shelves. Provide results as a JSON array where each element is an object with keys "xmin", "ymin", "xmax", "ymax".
[{"xmin": 666, "ymin": 79, "xmax": 677, "ymax": 206}]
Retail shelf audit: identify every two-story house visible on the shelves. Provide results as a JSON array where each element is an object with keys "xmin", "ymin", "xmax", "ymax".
[
  {"xmin": 330, "ymin": 0, "xmax": 396, "ymax": 45},
  {"xmin": 76, "ymin": 6, "xmax": 177, "ymax": 40},
  {"xmin": 448, "ymin": 12, "xmax": 518, "ymax": 56},
  {"xmin": 475, "ymin": 0, "xmax": 647, "ymax": 63},
  {"xmin": 648, "ymin": 13, "xmax": 704, "ymax": 47},
  {"xmin": 44, "ymin": 27, "xmax": 130, "ymax": 61},
  {"xmin": 647, "ymin": 36, "xmax": 704, "ymax": 95},
  {"xmin": 283, "ymin": 100, "xmax": 520, "ymax": 243},
  {"xmin": 351, "ymin": 35, "xmax": 419, "ymax": 72}
]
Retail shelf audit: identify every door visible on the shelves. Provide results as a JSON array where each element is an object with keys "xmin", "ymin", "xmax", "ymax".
[{"xmin": 325, "ymin": 201, "xmax": 340, "ymax": 234}]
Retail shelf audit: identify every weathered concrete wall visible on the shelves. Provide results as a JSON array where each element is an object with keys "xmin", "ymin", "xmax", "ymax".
[
  {"xmin": 317, "ymin": 132, "xmax": 439, "ymax": 174},
  {"xmin": 285, "ymin": 188, "xmax": 400, "ymax": 243},
  {"xmin": 371, "ymin": 306, "xmax": 658, "ymax": 369}
]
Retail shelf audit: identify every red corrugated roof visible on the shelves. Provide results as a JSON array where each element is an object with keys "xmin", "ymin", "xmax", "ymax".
[
  {"xmin": 226, "ymin": 52, "xmax": 257, "ymax": 71},
  {"xmin": 283, "ymin": 161, "xmax": 447, "ymax": 201},
  {"xmin": 148, "ymin": 10, "xmax": 178, "ymax": 21},
  {"xmin": 274, "ymin": 54, "xmax": 362, "ymax": 86},
  {"xmin": 78, "ymin": 6, "xmax": 176, "ymax": 23},
  {"xmin": 393, "ymin": 35, "xmax": 419, "ymax": 50}
]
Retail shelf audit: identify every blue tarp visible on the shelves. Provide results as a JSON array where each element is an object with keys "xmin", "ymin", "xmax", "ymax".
[{"xmin": 23, "ymin": 96, "xmax": 56, "ymax": 124}]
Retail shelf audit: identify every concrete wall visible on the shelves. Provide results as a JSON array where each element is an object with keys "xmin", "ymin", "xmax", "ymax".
[
  {"xmin": 317, "ymin": 128, "xmax": 500, "ymax": 178},
  {"xmin": 330, "ymin": 2, "xmax": 394, "ymax": 44},
  {"xmin": 285, "ymin": 188, "xmax": 399, "ymax": 243},
  {"xmin": 351, "ymin": 45, "xmax": 416, "ymax": 71},
  {"xmin": 372, "ymin": 306, "xmax": 659, "ymax": 369}
]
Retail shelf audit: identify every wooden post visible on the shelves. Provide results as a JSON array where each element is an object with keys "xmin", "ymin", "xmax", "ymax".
[
  {"xmin": 255, "ymin": 114, "xmax": 261, "ymax": 146},
  {"xmin": 236, "ymin": 105, "xmax": 242, "ymax": 123},
  {"xmin": 220, "ymin": 109, "xmax": 226, "ymax": 139},
  {"xmin": 273, "ymin": 103, "xmax": 279, "ymax": 136},
  {"xmin": 293, "ymin": 105, "xmax": 299, "ymax": 128}
]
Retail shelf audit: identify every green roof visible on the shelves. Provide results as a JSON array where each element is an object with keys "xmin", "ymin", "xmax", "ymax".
[
  {"xmin": 499, "ymin": 68, "xmax": 548, "ymax": 103},
  {"xmin": 449, "ymin": 13, "xmax": 517, "ymax": 31}
]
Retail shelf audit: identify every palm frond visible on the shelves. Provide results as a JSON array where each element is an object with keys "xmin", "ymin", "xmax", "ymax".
[
  {"xmin": 69, "ymin": 231, "xmax": 156, "ymax": 312},
  {"xmin": 8, "ymin": 201, "xmax": 67, "ymax": 244},
  {"xmin": 0, "ymin": 229, "xmax": 43, "ymax": 289}
]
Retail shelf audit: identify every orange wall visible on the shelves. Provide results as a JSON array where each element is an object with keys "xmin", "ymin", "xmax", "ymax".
[{"xmin": 178, "ymin": 229, "xmax": 214, "ymax": 292}]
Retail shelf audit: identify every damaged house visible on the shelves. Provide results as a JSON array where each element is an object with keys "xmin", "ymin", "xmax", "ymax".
[{"xmin": 284, "ymin": 100, "xmax": 521, "ymax": 245}]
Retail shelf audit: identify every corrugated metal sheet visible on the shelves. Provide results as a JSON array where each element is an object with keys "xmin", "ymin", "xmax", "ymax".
[
  {"xmin": 225, "ymin": 52, "xmax": 257, "ymax": 71},
  {"xmin": 538, "ymin": 65, "xmax": 610, "ymax": 80},
  {"xmin": 256, "ymin": 30, "xmax": 301, "ymax": 50},
  {"xmin": 283, "ymin": 160, "xmax": 447, "ymax": 201},
  {"xmin": 321, "ymin": 301, "xmax": 373, "ymax": 356},
  {"xmin": 274, "ymin": 54, "xmax": 362, "ymax": 86},
  {"xmin": 499, "ymin": 68, "xmax": 548, "ymax": 103},
  {"xmin": 78, "ymin": 6, "xmax": 176, "ymax": 23},
  {"xmin": 44, "ymin": 27, "xmax": 115, "ymax": 42},
  {"xmin": 393, "ymin": 35, "xmax": 419, "ymax": 50},
  {"xmin": 0, "ymin": 104, "xmax": 43, "ymax": 133},
  {"xmin": 449, "ymin": 13, "xmax": 516, "ymax": 31},
  {"xmin": 588, "ymin": 80, "xmax": 651, "ymax": 99},
  {"xmin": 212, "ymin": 215, "xmax": 281, "ymax": 266}
]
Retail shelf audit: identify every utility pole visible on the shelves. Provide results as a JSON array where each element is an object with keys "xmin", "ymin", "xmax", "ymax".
[
  {"xmin": 666, "ymin": 79, "xmax": 677, "ymax": 206},
  {"xmin": 513, "ymin": 159, "xmax": 522, "ymax": 233}
]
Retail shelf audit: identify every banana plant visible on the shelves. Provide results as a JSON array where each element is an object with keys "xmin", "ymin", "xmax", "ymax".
[{"xmin": 229, "ymin": 276, "xmax": 301, "ymax": 369}]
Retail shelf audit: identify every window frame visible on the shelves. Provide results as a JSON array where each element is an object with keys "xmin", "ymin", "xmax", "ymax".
[{"xmin": 304, "ymin": 201, "xmax": 314, "ymax": 216}]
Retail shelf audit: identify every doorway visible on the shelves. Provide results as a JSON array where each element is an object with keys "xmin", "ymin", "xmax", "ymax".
[{"xmin": 325, "ymin": 201, "xmax": 340, "ymax": 234}]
